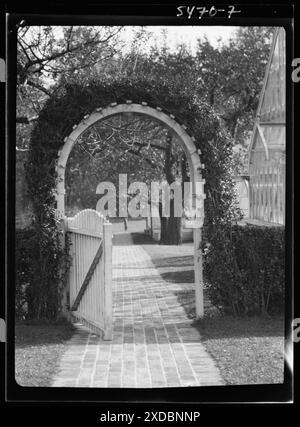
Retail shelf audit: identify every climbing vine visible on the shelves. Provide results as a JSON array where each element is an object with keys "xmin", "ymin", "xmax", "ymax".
[{"xmin": 24, "ymin": 75, "xmax": 240, "ymax": 319}]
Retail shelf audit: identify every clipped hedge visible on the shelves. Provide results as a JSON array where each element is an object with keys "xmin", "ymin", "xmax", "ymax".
[{"xmin": 203, "ymin": 224, "xmax": 285, "ymax": 316}]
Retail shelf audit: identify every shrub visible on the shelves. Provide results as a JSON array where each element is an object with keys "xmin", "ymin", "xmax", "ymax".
[
  {"xmin": 15, "ymin": 228, "xmax": 35, "ymax": 320},
  {"xmin": 15, "ymin": 226, "xmax": 71, "ymax": 321},
  {"xmin": 203, "ymin": 224, "xmax": 285, "ymax": 316}
]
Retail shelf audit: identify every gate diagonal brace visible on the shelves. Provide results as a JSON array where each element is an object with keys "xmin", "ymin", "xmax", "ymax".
[{"xmin": 71, "ymin": 239, "xmax": 103, "ymax": 311}]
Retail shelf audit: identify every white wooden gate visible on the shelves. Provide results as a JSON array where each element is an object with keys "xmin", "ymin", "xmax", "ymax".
[{"xmin": 66, "ymin": 209, "xmax": 112, "ymax": 340}]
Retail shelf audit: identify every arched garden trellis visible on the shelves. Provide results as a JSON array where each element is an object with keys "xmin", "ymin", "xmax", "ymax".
[
  {"xmin": 26, "ymin": 77, "xmax": 237, "ymax": 323},
  {"xmin": 57, "ymin": 102, "xmax": 205, "ymax": 320}
]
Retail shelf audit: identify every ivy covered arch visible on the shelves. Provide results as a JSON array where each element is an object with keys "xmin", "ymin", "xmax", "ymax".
[{"xmin": 26, "ymin": 76, "xmax": 238, "ymax": 320}]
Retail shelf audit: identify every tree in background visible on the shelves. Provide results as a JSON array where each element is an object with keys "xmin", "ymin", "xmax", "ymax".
[
  {"xmin": 17, "ymin": 25, "xmax": 273, "ymax": 155},
  {"xmin": 195, "ymin": 27, "xmax": 273, "ymax": 173},
  {"xmin": 17, "ymin": 25, "xmax": 273, "ymax": 240},
  {"xmin": 65, "ymin": 114, "xmax": 186, "ymax": 244},
  {"xmin": 118, "ymin": 26, "xmax": 273, "ymax": 173},
  {"xmin": 16, "ymin": 25, "xmax": 126, "ymax": 228},
  {"xmin": 16, "ymin": 25, "xmax": 124, "ymax": 147}
]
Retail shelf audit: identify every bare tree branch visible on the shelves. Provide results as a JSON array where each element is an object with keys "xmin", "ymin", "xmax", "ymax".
[
  {"xmin": 16, "ymin": 115, "xmax": 38, "ymax": 124},
  {"xmin": 26, "ymin": 79, "xmax": 52, "ymax": 96}
]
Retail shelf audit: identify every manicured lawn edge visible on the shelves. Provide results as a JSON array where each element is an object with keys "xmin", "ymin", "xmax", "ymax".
[
  {"xmin": 194, "ymin": 315, "xmax": 285, "ymax": 385},
  {"xmin": 15, "ymin": 321, "xmax": 75, "ymax": 387}
]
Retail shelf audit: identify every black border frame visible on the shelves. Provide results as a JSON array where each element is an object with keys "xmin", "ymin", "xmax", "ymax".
[{"xmin": 2, "ymin": 1, "xmax": 296, "ymax": 411}]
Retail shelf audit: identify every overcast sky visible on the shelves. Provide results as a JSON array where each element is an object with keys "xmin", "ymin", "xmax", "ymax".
[
  {"xmin": 122, "ymin": 26, "xmax": 238, "ymax": 51},
  {"xmin": 46, "ymin": 25, "xmax": 238, "ymax": 53}
]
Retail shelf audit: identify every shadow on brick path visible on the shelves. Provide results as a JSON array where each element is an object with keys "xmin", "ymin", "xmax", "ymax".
[{"xmin": 51, "ymin": 230, "xmax": 224, "ymax": 388}]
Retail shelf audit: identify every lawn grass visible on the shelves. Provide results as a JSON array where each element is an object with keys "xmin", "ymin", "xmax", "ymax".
[
  {"xmin": 194, "ymin": 315, "xmax": 285, "ymax": 385},
  {"xmin": 15, "ymin": 321, "xmax": 75, "ymax": 387}
]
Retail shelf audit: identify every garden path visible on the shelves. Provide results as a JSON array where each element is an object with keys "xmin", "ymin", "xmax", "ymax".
[{"xmin": 52, "ymin": 228, "xmax": 224, "ymax": 387}]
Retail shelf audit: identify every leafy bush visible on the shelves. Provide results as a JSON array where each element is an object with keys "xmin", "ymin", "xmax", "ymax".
[
  {"xmin": 203, "ymin": 224, "xmax": 285, "ymax": 316},
  {"xmin": 15, "ymin": 229, "xmax": 35, "ymax": 320},
  {"xmin": 15, "ymin": 226, "xmax": 71, "ymax": 321}
]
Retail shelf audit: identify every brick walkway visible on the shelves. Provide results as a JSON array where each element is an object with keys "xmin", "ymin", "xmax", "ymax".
[{"xmin": 52, "ymin": 232, "xmax": 224, "ymax": 388}]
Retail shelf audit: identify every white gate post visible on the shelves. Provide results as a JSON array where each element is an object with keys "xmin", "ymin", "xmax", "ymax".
[
  {"xmin": 56, "ymin": 165, "xmax": 65, "ymax": 219},
  {"xmin": 193, "ymin": 227, "xmax": 204, "ymax": 319},
  {"xmin": 103, "ymin": 221, "xmax": 113, "ymax": 340}
]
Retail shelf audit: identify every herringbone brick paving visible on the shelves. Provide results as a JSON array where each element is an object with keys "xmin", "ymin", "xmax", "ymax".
[{"xmin": 52, "ymin": 231, "xmax": 224, "ymax": 388}]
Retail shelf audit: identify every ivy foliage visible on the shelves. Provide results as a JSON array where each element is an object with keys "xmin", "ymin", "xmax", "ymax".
[
  {"xmin": 25, "ymin": 75, "xmax": 240, "ymax": 319},
  {"xmin": 15, "ymin": 228, "xmax": 72, "ymax": 320}
]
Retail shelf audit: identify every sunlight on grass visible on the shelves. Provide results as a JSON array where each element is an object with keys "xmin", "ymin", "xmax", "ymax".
[{"xmin": 195, "ymin": 316, "xmax": 285, "ymax": 385}]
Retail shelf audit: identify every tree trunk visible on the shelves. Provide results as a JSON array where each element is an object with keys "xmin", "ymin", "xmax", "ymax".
[
  {"xmin": 159, "ymin": 132, "xmax": 182, "ymax": 245},
  {"xmin": 159, "ymin": 201, "xmax": 168, "ymax": 244},
  {"xmin": 166, "ymin": 199, "xmax": 182, "ymax": 245}
]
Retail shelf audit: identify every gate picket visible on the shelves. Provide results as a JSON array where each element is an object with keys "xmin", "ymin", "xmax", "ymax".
[
  {"xmin": 66, "ymin": 209, "xmax": 112, "ymax": 340},
  {"xmin": 71, "ymin": 240, "xmax": 103, "ymax": 311}
]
